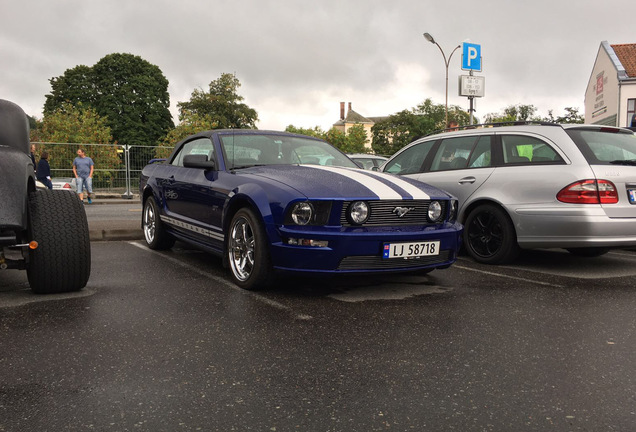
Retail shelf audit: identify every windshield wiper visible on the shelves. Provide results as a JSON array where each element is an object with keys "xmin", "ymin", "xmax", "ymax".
[
  {"xmin": 609, "ymin": 159, "xmax": 636, "ymax": 166},
  {"xmin": 230, "ymin": 164, "xmax": 268, "ymax": 170}
]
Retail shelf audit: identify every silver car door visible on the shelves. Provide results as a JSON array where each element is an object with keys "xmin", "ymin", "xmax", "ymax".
[{"xmin": 405, "ymin": 135, "xmax": 495, "ymax": 209}]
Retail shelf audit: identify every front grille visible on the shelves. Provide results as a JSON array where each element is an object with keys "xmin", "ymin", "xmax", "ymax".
[
  {"xmin": 338, "ymin": 250, "xmax": 452, "ymax": 270},
  {"xmin": 340, "ymin": 200, "xmax": 446, "ymax": 226}
]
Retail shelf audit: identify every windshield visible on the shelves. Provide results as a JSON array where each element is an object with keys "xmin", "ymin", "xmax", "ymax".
[
  {"xmin": 219, "ymin": 133, "xmax": 357, "ymax": 169},
  {"xmin": 567, "ymin": 129, "xmax": 636, "ymax": 165}
]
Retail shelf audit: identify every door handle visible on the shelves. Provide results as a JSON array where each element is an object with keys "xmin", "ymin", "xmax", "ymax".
[{"xmin": 458, "ymin": 177, "xmax": 476, "ymax": 184}]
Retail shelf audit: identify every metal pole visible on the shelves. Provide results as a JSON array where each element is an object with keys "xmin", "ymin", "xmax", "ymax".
[
  {"xmin": 121, "ymin": 144, "xmax": 133, "ymax": 199},
  {"xmin": 425, "ymin": 34, "xmax": 460, "ymax": 127}
]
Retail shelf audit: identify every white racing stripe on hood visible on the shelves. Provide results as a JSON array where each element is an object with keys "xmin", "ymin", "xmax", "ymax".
[
  {"xmin": 305, "ymin": 165, "xmax": 402, "ymax": 199},
  {"xmin": 362, "ymin": 170, "xmax": 431, "ymax": 200}
]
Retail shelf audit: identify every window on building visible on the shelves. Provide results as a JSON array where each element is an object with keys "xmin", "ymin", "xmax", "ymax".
[{"xmin": 628, "ymin": 99, "xmax": 636, "ymax": 127}]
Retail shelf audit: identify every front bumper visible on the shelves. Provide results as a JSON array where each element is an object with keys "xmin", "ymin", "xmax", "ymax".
[{"xmin": 269, "ymin": 222, "xmax": 463, "ymax": 274}]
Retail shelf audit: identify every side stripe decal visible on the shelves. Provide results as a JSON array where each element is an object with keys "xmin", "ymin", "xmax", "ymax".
[{"xmin": 161, "ymin": 215, "xmax": 225, "ymax": 241}]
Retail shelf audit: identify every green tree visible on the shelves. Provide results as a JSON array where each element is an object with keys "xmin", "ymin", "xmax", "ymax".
[
  {"xmin": 285, "ymin": 125, "xmax": 327, "ymax": 140},
  {"xmin": 544, "ymin": 107, "xmax": 585, "ymax": 124},
  {"xmin": 155, "ymin": 114, "xmax": 219, "ymax": 159},
  {"xmin": 342, "ymin": 124, "xmax": 367, "ymax": 153},
  {"xmin": 31, "ymin": 103, "xmax": 120, "ymax": 186},
  {"xmin": 371, "ymin": 98, "xmax": 467, "ymax": 155},
  {"xmin": 178, "ymin": 73, "xmax": 258, "ymax": 129},
  {"xmin": 44, "ymin": 53, "xmax": 174, "ymax": 151},
  {"xmin": 325, "ymin": 128, "xmax": 346, "ymax": 150},
  {"xmin": 285, "ymin": 124, "xmax": 366, "ymax": 154},
  {"xmin": 485, "ymin": 104, "xmax": 539, "ymax": 123},
  {"xmin": 43, "ymin": 65, "xmax": 95, "ymax": 113}
]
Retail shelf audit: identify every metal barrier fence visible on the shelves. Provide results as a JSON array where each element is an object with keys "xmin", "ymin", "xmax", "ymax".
[{"xmin": 31, "ymin": 142, "xmax": 163, "ymax": 198}]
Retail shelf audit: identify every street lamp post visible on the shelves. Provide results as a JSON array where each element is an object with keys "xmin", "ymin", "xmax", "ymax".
[{"xmin": 423, "ymin": 32, "xmax": 460, "ymax": 128}]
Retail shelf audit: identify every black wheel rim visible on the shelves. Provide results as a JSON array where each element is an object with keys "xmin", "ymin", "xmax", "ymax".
[{"xmin": 467, "ymin": 211, "xmax": 504, "ymax": 258}]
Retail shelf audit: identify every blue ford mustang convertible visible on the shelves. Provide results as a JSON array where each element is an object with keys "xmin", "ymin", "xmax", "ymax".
[{"xmin": 139, "ymin": 130, "xmax": 463, "ymax": 290}]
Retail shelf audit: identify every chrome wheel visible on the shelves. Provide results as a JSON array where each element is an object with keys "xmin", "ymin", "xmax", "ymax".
[
  {"xmin": 229, "ymin": 215, "xmax": 256, "ymax": 282},
  {"xmin": 142, "ymin": 198, "xmax": 174, "ymax": 250},
  {"xmin": 143, "ymin": 200, "xmax": 156, "ymax": 244}
]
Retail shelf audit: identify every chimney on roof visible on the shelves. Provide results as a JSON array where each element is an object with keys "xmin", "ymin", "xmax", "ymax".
[
  {"xmin": 340, "ymin": 102, "xmax": 345, "ymax": 120},
  {"xmin": 348, "ymin": 102, "xmax": 352, "ymax": 114}
]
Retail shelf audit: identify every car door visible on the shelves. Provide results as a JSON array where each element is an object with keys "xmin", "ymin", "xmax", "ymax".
[
  {"xmin": 407, "ymin": 135, "xmax": 496, "ymax": 208},
  {"xmin": 481, "ymin": 133, "xmax": 570, "ymax": 206},
  {"xmin": 163, "ymin": 137, "xmax": 225, "ymax": 248}
]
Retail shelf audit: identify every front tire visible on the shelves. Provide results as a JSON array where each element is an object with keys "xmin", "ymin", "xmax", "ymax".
[
  {"xmin": 27, "ymin": 190, "xmax": 91, "ymax": 294},
  {"xmin": 464, "ymin": 204, "xmax": 519, "ymax": 264},
  {"xmin": 227, "ymin": 208, "xmax": 273, "ymax": 290},
  {"xmin": 142, "ymin": 197, "xmax": 175, "ymax": 250}
]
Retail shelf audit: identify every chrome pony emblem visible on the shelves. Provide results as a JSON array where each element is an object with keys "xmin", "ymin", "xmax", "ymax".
[{"xmin": 393, "ymin": 206, "xmax": 415, "ymax": 218}]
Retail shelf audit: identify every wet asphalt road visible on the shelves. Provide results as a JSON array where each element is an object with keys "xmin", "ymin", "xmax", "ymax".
[{"xmin": 2, "ymin": 242, "xmax": 636, "ymax": 431}]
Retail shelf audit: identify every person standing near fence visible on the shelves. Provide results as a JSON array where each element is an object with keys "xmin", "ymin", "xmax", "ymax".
[
  {"xmin": 73, "ymin": 148, "xmax": 95, "ymax": 204},
  {"xmin": 36, "ymin": 151, "xmax": 53, "ymax": 189}
]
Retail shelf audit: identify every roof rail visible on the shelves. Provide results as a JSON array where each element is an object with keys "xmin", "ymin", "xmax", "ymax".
[{"xmin": 426, "ymin": 120, "xmax": 562, "ymax": 136}]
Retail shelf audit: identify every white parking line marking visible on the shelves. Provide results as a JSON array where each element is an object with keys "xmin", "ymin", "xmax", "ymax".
[
  {"xmin": 128, "ymin": 241, "xmax": 312, "ymax": 320},
  {"xmin": 453, "ymin": 264, "xmax": 564, "ymax": 288}
]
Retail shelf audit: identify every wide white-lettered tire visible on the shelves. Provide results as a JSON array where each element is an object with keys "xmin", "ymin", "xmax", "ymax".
[
  {"xmin": 227, "ymin": 207, "xmax": 273, "ymax": 290},
  {"xmin": 27, "ymin": 190, "xmax": 91, "ymax": 294}
]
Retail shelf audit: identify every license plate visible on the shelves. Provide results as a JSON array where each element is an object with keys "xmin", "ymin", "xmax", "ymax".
[
  {"xmin": 629, "ymin": 189, "xmax": 636, "ymax": 204},
  {"xmin": 383, "ymin": 241, "xmax": 440, "ymax": 259}
]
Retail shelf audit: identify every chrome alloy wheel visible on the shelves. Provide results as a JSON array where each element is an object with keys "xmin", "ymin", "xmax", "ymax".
[
  {"xmin": 229, "ymin": 215, "xmax": 256, "ymax": 282},
  {"xmin": 143, "ymin": 201, "xmax": 156, "ymax": 245}
]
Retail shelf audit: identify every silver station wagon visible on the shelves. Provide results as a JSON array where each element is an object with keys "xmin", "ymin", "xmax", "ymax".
[{"xmin": 382, "ymin": 123, "xmax": 636, "ymax": 264}]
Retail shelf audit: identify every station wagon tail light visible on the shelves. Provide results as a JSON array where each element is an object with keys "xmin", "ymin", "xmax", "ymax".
[{"xmin": 557, "ymin": 179, "xmax": 618, "ymax": 204}]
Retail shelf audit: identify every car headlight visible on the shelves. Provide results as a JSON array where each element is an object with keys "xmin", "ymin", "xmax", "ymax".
[
  {"xmin": 348, "ymin": 201, "xmax": 369, "ymax": 225},
  {"xmin": 427, "ymin": 201, "xmax": 442, "ymax": 222},
  {"xmin": 291, "ymin": 202, "xmax": 314, "ymax": 225}
]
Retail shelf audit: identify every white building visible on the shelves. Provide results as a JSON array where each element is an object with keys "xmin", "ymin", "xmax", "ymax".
[{"xmin": 585, "ymin": 41, "xmax": 636, "ymax": 127}]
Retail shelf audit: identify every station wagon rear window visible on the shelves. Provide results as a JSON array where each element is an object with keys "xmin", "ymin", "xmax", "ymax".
[{"xmin": 567, "ymin": 129, "xmax": 636, "ymax": 165}]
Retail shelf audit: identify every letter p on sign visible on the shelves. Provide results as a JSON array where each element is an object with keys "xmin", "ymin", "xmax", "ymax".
[{"xmin": 461, "ymin": 42, "xmax": 482, "ymax": 72}]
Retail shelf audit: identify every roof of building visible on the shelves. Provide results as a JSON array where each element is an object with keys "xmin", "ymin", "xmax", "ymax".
[
  {"xmin": 612, "ymin": 44, "xmax": 636, "ymax": 78},
  {"xmin": 345, "ymin": 109, "xmax": 373, "ymax": 124}
]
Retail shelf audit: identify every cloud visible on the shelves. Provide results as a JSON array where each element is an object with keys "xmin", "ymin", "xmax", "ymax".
[{"xmin": 1, "ymin": 0, "xmax": 634, "ymax": 131}]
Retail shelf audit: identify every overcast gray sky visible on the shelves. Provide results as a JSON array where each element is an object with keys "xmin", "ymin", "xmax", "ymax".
[{"xmin": 2, "ymin": 0, "xmax": 635, "ymax": 131}]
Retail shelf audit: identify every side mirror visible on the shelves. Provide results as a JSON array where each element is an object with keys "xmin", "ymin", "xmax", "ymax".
[
  {"xmin": 183, "ymin": 154, "xmax": 215, "ymax": 170},
  {"xmin": 371, "ymin": 166, "xmax": 380, "ymax": 172}
]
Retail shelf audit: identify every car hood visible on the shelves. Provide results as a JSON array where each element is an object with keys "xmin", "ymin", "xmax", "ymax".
[{"xmin": 236, "ymin": 165, "xmax": 449, "ymax": 200}]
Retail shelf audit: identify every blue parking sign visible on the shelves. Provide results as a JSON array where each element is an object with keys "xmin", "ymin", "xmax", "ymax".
[{"xmin": 462, "ymin": 43, "xmax": 482, "ymax": 71}]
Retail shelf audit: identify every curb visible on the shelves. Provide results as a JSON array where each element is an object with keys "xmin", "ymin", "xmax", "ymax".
[{"xmin": 89, "ymin": 229, "xmax": 144, "ymax": 242}]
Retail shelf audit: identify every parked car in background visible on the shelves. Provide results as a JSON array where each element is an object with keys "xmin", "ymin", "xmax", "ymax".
[
  {"xmin": 0, "ymin": 99, "xmax": 90, "ymax": 293},
  {"xmin": 52, "ymin": 177, "xmax": 77, "ymax": 191},
  {"xmin": 140, "ymin": 130, "xmax": 462, "ymax": 290},
  {"xmin": 382, "ymin": 122, "xmax": 636, "ymax": 264},
  {"xmin": 348, "ymin": 153, "xmax": 388, "ymax": 170}
]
